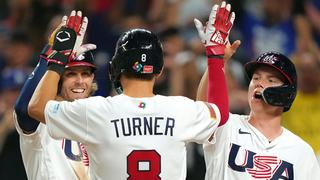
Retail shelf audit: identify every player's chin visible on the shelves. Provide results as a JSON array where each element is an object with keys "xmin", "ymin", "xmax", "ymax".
[
  {"xmin": 70, "ymin": 92, "xmax": 90, "ymax": 100},
  {"xmin": 249, "ymin": 96, "xmax": 263, "ymax": 108}
]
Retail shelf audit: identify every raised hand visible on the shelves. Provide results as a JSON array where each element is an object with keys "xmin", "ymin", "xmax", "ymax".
[
  {"xmin": 224, "ymin": 40, "xmax": 241, "ymax": 62},
  {"xmin": 44, "ymin": 10, "xmax": 90, "ymax": 75},
  {"xmin": 194, "ymin": 1, "xmax": 235, "ymax": 57}
]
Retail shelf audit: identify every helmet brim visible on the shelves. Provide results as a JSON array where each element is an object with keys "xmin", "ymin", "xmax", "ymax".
[{"xmin": 65, "ymin": 62, "xmax": 96, "ymax": 70}]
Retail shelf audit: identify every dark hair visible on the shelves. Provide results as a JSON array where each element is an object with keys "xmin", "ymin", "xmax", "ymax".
[{"xmin": 121, "ymin": 72, "xmax": 155, "ymax": 80}]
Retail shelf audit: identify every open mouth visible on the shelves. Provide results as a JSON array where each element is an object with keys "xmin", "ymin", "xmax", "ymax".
[
  {"xmin": 254, "ymin": 92, "xmax": 263, "ymax": 99},
  {"xmin": 71, "ymin": 88, "xmax": 85, "ymax": 93}
]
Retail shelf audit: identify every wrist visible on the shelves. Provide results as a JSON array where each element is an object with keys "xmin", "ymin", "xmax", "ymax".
[
  {"xmin": 207, "ymin": 54, "xmax": 224, "ymax": 60},
  {"xmin": 47, "ymin": 52, "xmax": 69, "ymax": 75},
  {"xmin": 206, "ymin": 45, "xmax": 225, "ymax": 57}
]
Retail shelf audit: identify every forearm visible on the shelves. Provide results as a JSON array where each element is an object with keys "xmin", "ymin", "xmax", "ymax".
[
  {"xmin": 14, "ymin": 57, "xmax": 47, "ymax": 132},
  {"xmin": 193, "ymin": 1, "xmax": 236, "ymax": 125},
  {"xmin": 207, "ymin": 59, "xmax": 229, "ymax": 126},
  {"xmin": 196, "ymin": 60, "xmax": 229, "ymax": 126},
  {"xmin": 28, "ymin": 70, "xmax": 60, "ymax": 123},
  {"xmin": 206, "ymin": 41, "xmax": 241, "ymax": 125}
]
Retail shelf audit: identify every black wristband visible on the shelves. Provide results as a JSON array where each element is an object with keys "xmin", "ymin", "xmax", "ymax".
[
  {"xmin": 47, "ymin": 52, "xmax": 69, "ymax": 75},
  {"xmin": 207, "ymin": 54, "xmax": 224, "ymax": 59}
]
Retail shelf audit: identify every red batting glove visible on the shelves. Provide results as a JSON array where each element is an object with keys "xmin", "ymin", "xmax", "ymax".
[{"xmin": 194, "ymin": 1, "xmax": 235, "ymax": 57}]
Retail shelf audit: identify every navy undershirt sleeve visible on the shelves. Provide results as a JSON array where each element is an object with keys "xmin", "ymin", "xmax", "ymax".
[{"xmin": 14, "ymin": 57, "xmax": 48, "ymax": 133}]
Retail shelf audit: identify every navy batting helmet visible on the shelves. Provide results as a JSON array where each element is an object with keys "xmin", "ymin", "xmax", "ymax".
[
  {"xmin": 66, "ymin": 50, "xmax": 96, "ymax": 70},
  {"xmin": 109, "ymin": 28, "xmax": 164, "ymax": 93},
  {"xmin": 244, "ymin": 51, "xmax": 297, "ymax": 112}
]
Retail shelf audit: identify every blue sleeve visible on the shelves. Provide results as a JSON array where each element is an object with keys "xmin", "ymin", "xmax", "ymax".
[{"xmin": 14, "ymin": 57, "xmax": 48, "ymax": 133}]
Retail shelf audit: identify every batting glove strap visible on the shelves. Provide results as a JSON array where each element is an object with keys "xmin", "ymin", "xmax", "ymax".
[
  {"xmin": 206, "ymin": 45, "xmax": 226, "ymax": 56},
  {"xmin": 46, "ymin": 51, "xmax": 69, "ymax": 75},
  {"xmin": 207, "ymin": 54, "xmax": 224, "ymax": 59}
]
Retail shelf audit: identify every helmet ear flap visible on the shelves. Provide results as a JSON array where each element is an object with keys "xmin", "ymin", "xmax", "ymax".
[
  {"xmin": 109, "ymin": 57, "xmax": 123, "ymax": 94},
  {"xmin": 109, "ymin": 58, "xmax": 115, "ymax": 82},
  {"xmin": 262, "ymin": 85, "xmax": 297, "ymax": 112}
]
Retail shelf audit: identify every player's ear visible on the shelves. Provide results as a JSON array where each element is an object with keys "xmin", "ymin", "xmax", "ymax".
[
  {"xmin": 156, "ymin": 66, "xmax": 164, "ymax": 78},
  {"xmin": 91, "ymin": 72, "xmax": 95, "ymax": 79}
]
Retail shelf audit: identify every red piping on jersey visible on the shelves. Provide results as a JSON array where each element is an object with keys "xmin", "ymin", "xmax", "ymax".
[{"xmin": 207, "ymin": 59, "xmax": 229, "ymax": 126}]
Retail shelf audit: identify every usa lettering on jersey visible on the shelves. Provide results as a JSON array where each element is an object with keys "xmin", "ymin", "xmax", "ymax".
[
  {"xmin": 62, "ymin": 139, "xmax": 89, "ymax": 166},
  {"xmin": 228, "ymin": 143, "xmax": 294, "ymax": 179},
  {"xmin": 110, "ymin": 116, "xmax": 175, "ymax": 138}
]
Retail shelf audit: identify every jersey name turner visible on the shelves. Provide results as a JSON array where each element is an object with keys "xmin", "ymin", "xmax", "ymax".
[{"xmin": 110, "ymin": 116, "xmax": 175, "ymax": 138}]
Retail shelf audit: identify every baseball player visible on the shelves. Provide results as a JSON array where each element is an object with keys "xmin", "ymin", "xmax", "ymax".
[
  {"xmin": 13, "ymin": 12, "xmax": 97, "ymax": 179},
  {"xmin": 195, "ymin": 3, "xmax": 320, "ymax": 179},
  {"xmin": 27, "ymin": 3, "xmax": 233, "ymax": 179}
]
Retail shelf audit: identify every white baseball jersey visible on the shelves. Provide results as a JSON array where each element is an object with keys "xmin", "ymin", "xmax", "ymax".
[
  {"xmin": 13, "ymin": 112, "xmax": 90, "ymax": 180},
  {"xmin": 204, "ymin": 113, "xmax": 320, "ymax": 180},
  {"xmin": 44, "ymin": 94, "xmax": 221, "ymax": 180}
]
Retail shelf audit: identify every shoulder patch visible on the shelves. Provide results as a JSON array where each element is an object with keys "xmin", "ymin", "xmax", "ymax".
[{"xmin": 204, "ymin": 102, "xmax": 216, "ymax": 119}]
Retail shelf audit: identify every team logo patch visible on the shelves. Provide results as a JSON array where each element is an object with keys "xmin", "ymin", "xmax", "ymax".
[
  {"xmin": 133, "ymin": 62, "xmax": 143, "ymax": 72},
  {"xmin": 52, "ymin": 104, "xmax": 60, "ymax": 113},
  {"xmin": 142, "ymin": 65, "xmax": 153, "ymax": 73},
  {"xmin": 138, "ymin": 102, "xmax": 146, "ymax": 109},
  {"xmin": 204, "ymin": 102, "xmax": 216, "ymax": 119}
]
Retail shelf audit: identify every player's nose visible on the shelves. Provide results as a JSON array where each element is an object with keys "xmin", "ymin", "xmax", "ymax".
[
  {"xmin": 254, "ymin": 79, "xmax": 265, "ymax": 89},
  {"xmin": 75, "ymin": 73, "xmax": 84, "ymax": 83}
]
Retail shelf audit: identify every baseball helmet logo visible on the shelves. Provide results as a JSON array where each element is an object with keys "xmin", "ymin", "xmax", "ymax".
[
  {"xmin": 132, "ymin": 62, "xmax": 143, "ymax": 72},
  {"xmin": 75, "ymin": 53, "xmax": 86, "ymax": 61},
  {"xmin": 260, "ymin": 54, "xmax": 277, "ymax": 64}
]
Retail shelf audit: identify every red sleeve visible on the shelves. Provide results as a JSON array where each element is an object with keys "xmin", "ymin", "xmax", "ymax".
[{"xmin": 207, "ymin": 58, "xmax": 229, "ymax": 126}]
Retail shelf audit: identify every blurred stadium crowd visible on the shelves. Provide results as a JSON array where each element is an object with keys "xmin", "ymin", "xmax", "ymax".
[{"xmin": 0, "ymin": 0, "xmax": 319, "ymax": 179}]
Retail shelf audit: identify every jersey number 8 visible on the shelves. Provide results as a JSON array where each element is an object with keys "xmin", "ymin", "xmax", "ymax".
[{"xmin": 127, "ymin": 150, "xmax": 161, "ymax": 180}]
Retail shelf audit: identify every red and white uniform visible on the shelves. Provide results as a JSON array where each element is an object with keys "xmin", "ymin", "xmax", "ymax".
[
  {"xmin": 44, "ymin": 94, "xmax": 221, "ymax": 180},
  {"xmin": 13, "ymin": 113, "xmax": 90, "ymax": 180},
  {"xmin": 204, "ymin": 113, "xmax": 320, "ymax": 180}
]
